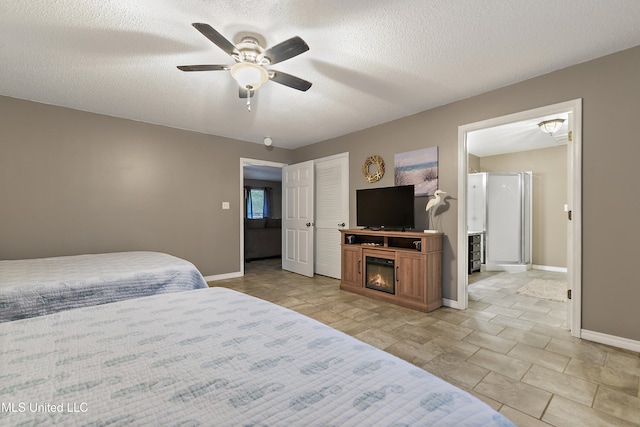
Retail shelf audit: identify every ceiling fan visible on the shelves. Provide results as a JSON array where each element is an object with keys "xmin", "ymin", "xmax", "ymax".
[{"xmin": 177, "ymin": 23, "xmax": 312, "ymax": 111}]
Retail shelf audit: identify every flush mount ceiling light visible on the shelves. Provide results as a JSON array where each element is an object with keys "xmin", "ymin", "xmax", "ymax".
[{"xmin": 538, "ymin": 119, "xmax": 565, "ymax": 136}]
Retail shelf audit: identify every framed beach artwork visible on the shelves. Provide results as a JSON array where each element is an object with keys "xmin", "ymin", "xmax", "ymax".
[{"xmin": 394, "ymin": 146, "xmax": 438, "ymax": 197}]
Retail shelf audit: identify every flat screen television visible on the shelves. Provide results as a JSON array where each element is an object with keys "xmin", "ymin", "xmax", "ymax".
[{"xmin": 356, "ymin": 185, "xmax": 415, "ymax": 230}]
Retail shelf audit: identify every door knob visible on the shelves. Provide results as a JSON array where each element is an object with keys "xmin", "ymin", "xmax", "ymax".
[
  {"xmin": 306, "ymin": 222, "xmax": 311, "ymax": 227},
  {"xmin": 338, "ymin": 222, "xmax": 345, "ymax": 227}
]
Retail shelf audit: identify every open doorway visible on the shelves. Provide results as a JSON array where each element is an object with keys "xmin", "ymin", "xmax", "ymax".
[
  {"xmin": 468, "ymin": 113, "xmax": 568, "ymax": 274},
  {"xmin": 457, "ymin": 99, "xmax": 582, "ymax": 337},
  {"xmin": 240, "ymin": 158, "xmax": 287, "ymax": 275}
]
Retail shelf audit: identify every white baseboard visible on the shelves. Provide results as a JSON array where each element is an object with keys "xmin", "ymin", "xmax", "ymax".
[
  {"xmin": 203, "ymin": 271, "xmax": 243, "ymax": 282},
  {"xmin": 581, "ymin": 329, "xmax": 640, "ymax": 353},
  {"xmin": 532, "ymin": 265, "xmax": 568, "ymax": 273},
  {"xmin": 442, "ymin": 298, "xmax": 462, "ymax": 309}
]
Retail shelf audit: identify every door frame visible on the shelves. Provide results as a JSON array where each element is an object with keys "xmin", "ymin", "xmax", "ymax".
[
  {"xmin": 239, "ymin": 157, "xmax": 288, "ymax": 276},
  {"xmin": 456, "ymin": 99, "xmax": 582, "ymax": 337}
]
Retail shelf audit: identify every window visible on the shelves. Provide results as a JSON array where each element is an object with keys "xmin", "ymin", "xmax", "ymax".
[
  {"xmin": 245, "ymin": 186, "xmax": 271, "ymax": 219},
  {"xmin": 247, "ymin": 189, "xmax": 265, "ymax": 219}
]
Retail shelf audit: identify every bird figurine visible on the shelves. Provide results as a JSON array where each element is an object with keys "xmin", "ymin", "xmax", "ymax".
[{"xmin": 425, "ymin": 190, "xmax": 447, "ymax": 231}]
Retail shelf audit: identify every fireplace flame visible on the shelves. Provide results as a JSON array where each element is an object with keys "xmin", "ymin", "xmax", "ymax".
[{"xmin": 369, "ymin": 273, "xmax": 387, "ymax": 288}]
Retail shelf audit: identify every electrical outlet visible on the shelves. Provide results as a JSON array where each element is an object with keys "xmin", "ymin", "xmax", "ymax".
[{"xmin": 222, "ymin": 202, "xmax": 230, "ymax": 210}]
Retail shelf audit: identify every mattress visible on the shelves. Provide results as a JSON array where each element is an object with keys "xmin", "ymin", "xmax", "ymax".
[
  {"xmin": 0, "ymin": 287, "xmax": 514, "ymax": 426},
  {"xmin": 0, "ymin": 251, "xmax": 208, "ymax": 322}
]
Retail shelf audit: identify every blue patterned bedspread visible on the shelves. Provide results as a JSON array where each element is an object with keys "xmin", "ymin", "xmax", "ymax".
[
  {"xmin": 0, "ymin": 287, "xmax": 514, "ymax": 426},
  {"xmin": 0, "ymin": 251, "xmax": 207, "ymax": 322}
]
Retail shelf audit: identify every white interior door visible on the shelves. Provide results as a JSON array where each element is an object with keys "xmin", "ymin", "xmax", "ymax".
[
  {"xmin": 314, "ymin": 153, "xmax": 349, "ymax": 279},
  {"xmin": 566, "ymin": 110, "xmax": 575, "ymax": 330},
  {"xmin": 282, "ymin": 161, "xmax": 315, "ymax": 277}
]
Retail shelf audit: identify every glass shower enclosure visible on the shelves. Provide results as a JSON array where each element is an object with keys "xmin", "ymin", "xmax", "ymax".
[{"xmin": 468, "ymin": 172, "xmax": 532, "ymax": 272}]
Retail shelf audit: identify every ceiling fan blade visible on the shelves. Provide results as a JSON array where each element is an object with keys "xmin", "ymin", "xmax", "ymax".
[
  {"xmin": 239, "ymin": 87, "xmax": 254, "ymax": 98},
  {"xmin": 262, "ymin": 36, "xmax": 309, "ymax": 65},
  {"xmin": 270, "ymin": 70, "xmax": 312, "ymax": 91},
  {"xmin": 177, "ymin": 65, "xmax": 230, "ymax": 72},
  {"xmin": 192, "ymin": 23, "xmax": 238, "ymax": 57}
]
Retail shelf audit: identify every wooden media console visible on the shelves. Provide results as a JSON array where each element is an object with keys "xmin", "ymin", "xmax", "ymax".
[{"xmin": 340, "ymin": 229, "xmax": 443, "ymax": 312}]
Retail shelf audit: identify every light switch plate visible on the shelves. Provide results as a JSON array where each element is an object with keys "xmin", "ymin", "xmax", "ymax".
[{"xmin": 222, "ymin": 202, "xmax": 230, "ymax": 210}]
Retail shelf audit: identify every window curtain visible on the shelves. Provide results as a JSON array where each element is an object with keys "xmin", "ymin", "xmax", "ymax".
[
  {"xmin": 244, "ymin": 186, "xmax": 253, "ymax": 218},
  {"xmin": 263, "ymin": 187, "xmax": 272, "ymax": 218}
]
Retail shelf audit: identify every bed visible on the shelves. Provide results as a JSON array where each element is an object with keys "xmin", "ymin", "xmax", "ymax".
[
  {"xmin": 0, "ymin": 287, "xmax": 514, "ymax": 426},
  {"xmin": 0, "ymin": 251, "xmax": 208, "ymax": 322}
]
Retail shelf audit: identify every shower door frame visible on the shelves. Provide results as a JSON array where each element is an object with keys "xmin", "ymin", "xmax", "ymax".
[{"xmin": 484, "ymin": 171, "xmax": 532, "ymax": 269}]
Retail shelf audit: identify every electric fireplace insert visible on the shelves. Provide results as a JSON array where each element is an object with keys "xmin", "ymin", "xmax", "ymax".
[{"xmin": 365, "ymin": 256, "xmax": 395, "ymax": 294}]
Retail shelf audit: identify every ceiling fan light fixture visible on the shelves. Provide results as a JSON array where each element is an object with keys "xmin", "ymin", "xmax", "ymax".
[
  {"xmin": 230, "ymin": 62, "xmax": 269, "ymax": 90},
  {"xmin": 538, "ymin": 119, "xmax": 565, "ymax": 135},
  {"xmin": 178, "ymin": 24, "xmax": 312, "ymax": 112}
]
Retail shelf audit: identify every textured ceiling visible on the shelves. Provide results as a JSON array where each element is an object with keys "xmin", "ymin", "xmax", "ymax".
[
  {"xmin": 2, "ymin": 1, "xmax": 640, "ymax": 149},
  {"xmin": 468, "ymin": 113, "xmax": 569, "ymax": 158}
]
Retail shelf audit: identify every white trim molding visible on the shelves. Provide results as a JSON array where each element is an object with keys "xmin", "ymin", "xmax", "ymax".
[
  {"xmin": 581, "ymin": 329, "xmax": 640, "ymax": 353},
  {"xmin": 239, "ymin": 157, "xmax": 288, "ymax": 276},
  {"xmin": 203, "ymin": 271, "xmax": 243, "ymax": 282},
  {"xmin": 532, "ymin": 265, "xmax": 568, "ymax": 273},
  {"xmin": 442, "ymin": 298, "xmax": 462, "ymax": 310}
]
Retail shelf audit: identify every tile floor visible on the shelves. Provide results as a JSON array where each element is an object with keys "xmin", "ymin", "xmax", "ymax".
[{"xmin": 212, "ymin": 259, "xmax": 640, "ymax": 426}]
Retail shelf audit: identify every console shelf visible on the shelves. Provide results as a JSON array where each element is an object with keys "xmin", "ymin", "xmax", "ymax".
[{"xmin": 340, "ymin": 229, "xmax": 443, "ymax": 312}]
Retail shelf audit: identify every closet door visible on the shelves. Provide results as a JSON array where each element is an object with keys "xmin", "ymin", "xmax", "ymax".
[{"xmin": 314, "ymin": 153, "xmax": 349, "ymax": 279}]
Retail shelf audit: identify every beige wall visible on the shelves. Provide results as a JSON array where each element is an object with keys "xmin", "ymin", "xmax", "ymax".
[
  {"xmin": 295, "ymin": 45, "xmax": 640, "ymax": 341},
  {"xmin": 468, "ymin": 154, "xmax": 481, "ymax": 173},
  {"xmin": 480, "ymin": 145, "xmax": 567, "ymax": 268},
  {"xmin": 2, "ymin": 45, "xmax": 639, "ymax": 342},
  {"xmin": 0, "ymin": 97, "xmax": 293, "ymax": 276}
]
